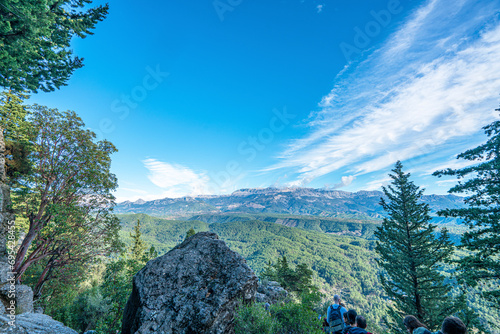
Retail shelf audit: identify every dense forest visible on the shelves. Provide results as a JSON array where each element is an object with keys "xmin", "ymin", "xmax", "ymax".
[{"xmin": 115, "ymin": 212, "xmax": 498, "ymax": 334}]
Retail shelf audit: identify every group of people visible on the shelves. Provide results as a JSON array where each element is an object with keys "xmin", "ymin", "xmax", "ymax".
[
  {"xmin": 323, "ymin": 295, "xmax": 467, "ymax": 334},
  {"xmin": 323, "ymin": 294, "xmax": 371, "ymax": 334}
]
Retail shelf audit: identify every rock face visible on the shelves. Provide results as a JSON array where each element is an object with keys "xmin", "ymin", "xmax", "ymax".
[
  {"xmin": 122, "ymin": 232, "xmax": 258, "ymax": 334},
  {"xmin": 255, "ymin": 281, "xmax": 288, "ymax": 304},
  {"xmin": 0, "ymin": 313, "xmax": 78, "ymax": 334}
]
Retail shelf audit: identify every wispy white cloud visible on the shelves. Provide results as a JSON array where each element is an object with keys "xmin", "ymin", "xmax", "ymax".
[
  {"xmin": 270, "ymin": 0, "xmax": 500, "ymax": 187},
  {"xmin": 143, "ymin": 158, "xmax": 210, "ymax": 198},
  {"xmin": 363, "ymin": 177, "xmax": 392, "ymax": 191},
  {"xmin": 333, "ymin": 175, "xmax": 356, "ymax": 189},
  {"xmin": 317, "ymin": 4, "xmax": 324, "ymax": 13}
]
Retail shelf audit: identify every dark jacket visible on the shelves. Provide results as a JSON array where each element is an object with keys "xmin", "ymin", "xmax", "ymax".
[
  {"xmin": 343, "ymin": 325, "xmax": 354, "ymax": 334},
  {"xmin": 345, "ymin": 327, "xmax": 368, "ymax": 334}
]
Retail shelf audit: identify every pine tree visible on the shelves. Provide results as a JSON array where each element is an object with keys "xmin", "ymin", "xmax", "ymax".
[
  {"xmin": 130, "ymin": 220, "xmax": 147, "ymax": 263},
  {"xmin": 261, "ymin": 256, "xmax": 315, "ymax": 295},
  {"xmin": 0, "ymin": 1, "xmax": 108, "ymax": 92},
  {"xmin": 375, "ymin": 161, "xmax": 455, "ymax": 332},
  {"xmin": 185, "ymin": 227, "xmax": 196, "ymax": 239},
  {"xmin": 433, "ymin": 112, "xmax": 500, "ymax": 309},
  {"xmin": 98, "ymin": 220, "xmax": 157, "ymax": 333}
]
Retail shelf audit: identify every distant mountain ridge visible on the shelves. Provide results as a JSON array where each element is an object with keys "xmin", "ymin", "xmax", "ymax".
[{"xmin": 115, "ymin": 187, "xmax": 465, "ymax": 220}]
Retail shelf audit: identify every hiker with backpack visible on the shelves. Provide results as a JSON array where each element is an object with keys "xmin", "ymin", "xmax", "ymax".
[{"xmin": 326, "ymin": 294, "xmax": 348, "ymax": 334}]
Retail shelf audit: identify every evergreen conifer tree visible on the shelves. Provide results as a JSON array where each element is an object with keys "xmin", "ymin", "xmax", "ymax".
[
  {"xmin": 185, "ymin": 227, "xmax": 196, "ymax": 239},
  {"xmin": 375, "ymin": 161, "xmax": 455, "ymax": 332},
  {"xmin": 130, "ymin": 220, "xmax": 147, "ymax": 263},
  {"xmin": 0, "ymin": 0, "xmax": 108, "ymax": 92},
  {"xmin": 433, "ymin": 112, "xmax": 500, "ymax": 309}
]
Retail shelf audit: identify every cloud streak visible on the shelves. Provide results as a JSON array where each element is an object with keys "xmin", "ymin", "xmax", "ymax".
[
  {"xmin": 143, "ymin": 158, "xmax": 210, "ymax": 198},
  {"xmin": 269, "ymin": 0, "xmax": 500, "ymax": 187}
]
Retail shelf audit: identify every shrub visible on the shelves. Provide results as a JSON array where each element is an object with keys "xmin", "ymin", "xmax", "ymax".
[
  {"xmin": 271, "ymin": 302, "xmax": 323, "ymax": 334},
  {"xmin": 234, "ymin": 302, "xmax": 277, "ymax": 334}
]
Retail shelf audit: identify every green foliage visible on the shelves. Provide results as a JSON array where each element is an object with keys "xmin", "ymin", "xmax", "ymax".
[
  {"xmin": 375, "ymin": 161, "xmax": 456, "ymax": 332},
  {"xmin": 0, "ymin": 0, "xmax": 108, "ymax": 92},
  {"xmin": 235, "ymin": 289, "xmax": 324, "ymax": 334},
  {"xmin": 0, "ymin": 90, "xmax": 31, "ymax": 183},
  {"xmin": 95, "ymin": 219, "xmax": 157, "ymax": 334},
  {"xmin": 66, "ymin": 284, "xmax": 110, "ymax": 333},
  {"xmin": 48, "ymin": 219, "xmax": 156, "ymax": 334},
  {"xmin": 234, "ymin": 302, "xmax": 278, "ymax": 334},
  {"xmin": 117, "ymin": 213, "xmax": 209, "ymax": 253},
  {"xmin": 118, "ymin": 214, "xmax": 387, "ymax": 331},
  {"xmin": 262, "ymin": 256, "xmax": 315, "ymax": 295},
  {"xmin": 434, "ymin": 113, "xmax": 500, "ymax": 309},
  {"xmin": 271, "ymin": 301, "xmax": 323, "ymax": 334},
  {"xmin": 130, "ymin": 220, "xmax": 147, "ymax": 261},
  {"xmin": 0, "ymin": 90, "xmax": 28, "ymax": 139},
  {"xmin": 44, "ymin": 264, "xmax": 107, "ymax": 332},
  {"xmin": 190, "ymin": 212, "xmax": 379, "ymax": 239},
  {"xmin": 185, "ymin": 227, "xmax": 196, "ymax": 239},
  {"xmin": 14, "ymin": 105, "xmax": 121, "ymax": 300}
]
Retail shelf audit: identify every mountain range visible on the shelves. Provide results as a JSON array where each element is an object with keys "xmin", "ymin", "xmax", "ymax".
[{"xmin": 116, "ymin": 187, "xmax": 466, "ymax": 221}]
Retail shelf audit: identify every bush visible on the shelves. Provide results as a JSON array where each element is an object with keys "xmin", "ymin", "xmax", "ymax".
[
  {"xmin": 234, "ymin": 302, "xmax": 277, "ymax": 334},
  {"xmin": 272, "ymin": 302, "xmax": 323, "ymax": 334},
  {"xmin": 235, "ymin": 299, "xmax": 324, "ymax": 334}
]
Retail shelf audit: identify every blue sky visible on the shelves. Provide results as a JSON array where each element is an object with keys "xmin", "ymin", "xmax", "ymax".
[{"xmin": 29, "ymin": 0, "xmax": 500, "ymax": 201}]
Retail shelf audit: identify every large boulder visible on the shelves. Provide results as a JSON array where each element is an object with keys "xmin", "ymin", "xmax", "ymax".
[
  {"xmin": 0, "ymin": 313, "xmax": 78, "ymax": 334},
  {"xmin": 255, "ymin": 281, "xmax": 288, "ymax": 304},
  {"xmin": 122, "ymin": 232, "xmax": 258, "ymax": 334}
]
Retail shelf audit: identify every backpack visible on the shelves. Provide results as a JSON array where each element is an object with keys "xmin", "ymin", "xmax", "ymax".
[{"xmin": 327, "ymin": 305, "xmax": 344, "ymax": 334}]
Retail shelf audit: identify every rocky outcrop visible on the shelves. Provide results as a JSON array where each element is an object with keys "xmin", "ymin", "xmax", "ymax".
[
  {"xmin": 255, "ymin": 281, "xmax": 288, "ymax": 304},
  {"xmin": 0, "ymin": 313, "xmax": 78, "ymax": 334},
  {"xmin": 122, "ymin": 232, "xmax": 258, "ymax": 334}
]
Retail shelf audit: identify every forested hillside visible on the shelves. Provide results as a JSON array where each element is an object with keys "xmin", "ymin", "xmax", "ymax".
[
  {"xmin": 117, "ymin": 213, "xmax": 498, "ymax": 333},
  {"xmin": 118, "ymin": 213, "xmax": 387, "ymax": 331}
]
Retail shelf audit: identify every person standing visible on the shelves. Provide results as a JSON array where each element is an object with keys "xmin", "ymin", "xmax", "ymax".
[{"xmin": 327, "ymin": 294, "xmax": 348, "ymax": 334}]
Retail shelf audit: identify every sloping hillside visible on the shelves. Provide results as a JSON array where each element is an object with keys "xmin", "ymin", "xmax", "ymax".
[{"xmin": 117, "ymin": 213, "xmax": 387, "ymax": 330}]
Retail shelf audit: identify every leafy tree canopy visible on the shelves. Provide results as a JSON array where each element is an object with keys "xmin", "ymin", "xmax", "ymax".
[
  {"xmin": 0, "ymin": 90, "xmax": 31, "ymax": 183},
  {"xmin": 13, "ymin": 104, "xmax": 120, "ymax": 297}
]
